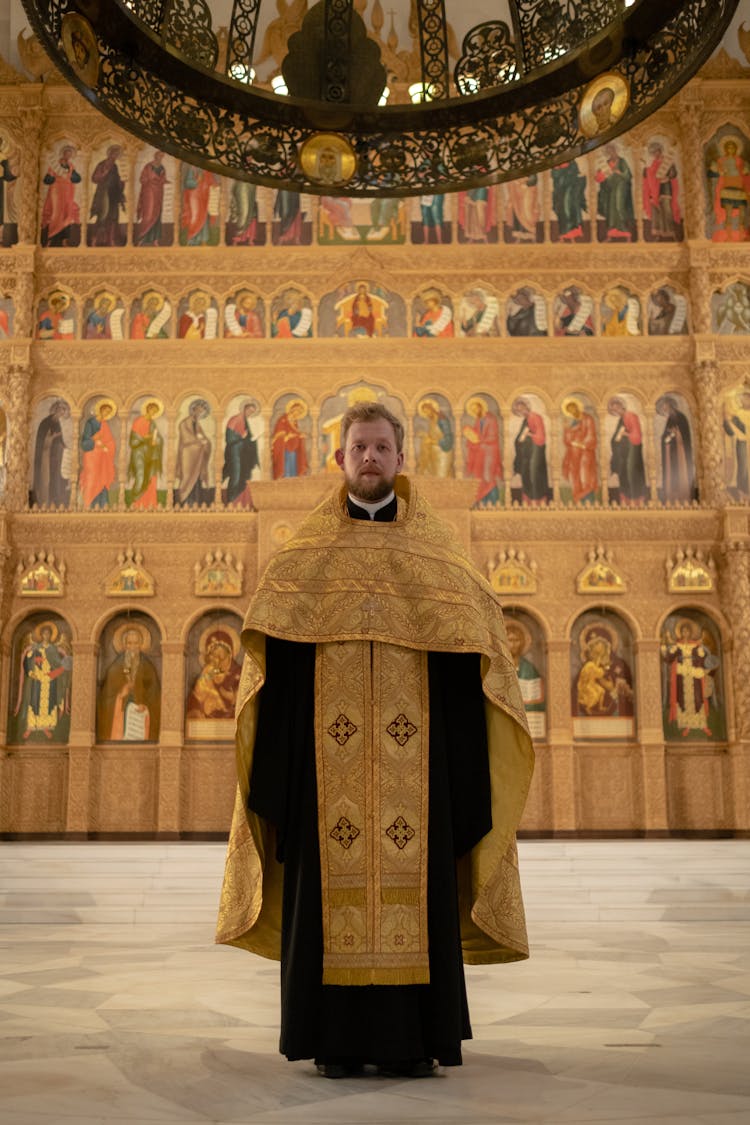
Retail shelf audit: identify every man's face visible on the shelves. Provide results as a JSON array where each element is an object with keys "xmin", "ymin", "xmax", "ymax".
[
  {"xmin": 124, "ymin": 631, "xmax": 142, "ymax": 655},
  {"xmin": 506, "ymin": 628, "xmax": 522, "ymax": 658},
  {"xmin": 593, "ymin": 89, "xmax": 614, "ymax": 127},
  {"xmin": 72, "ymin": 34, "xmax": 87, "ymax": 66},
  {"xmin": 336, "ymin": 418, "xmax": 403, "ymax": 503}
]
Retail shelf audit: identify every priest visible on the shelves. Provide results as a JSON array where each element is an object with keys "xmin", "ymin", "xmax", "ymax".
[{"xmin": 217, "ymin": 401, "xmax": 534, "ymax": 1078}]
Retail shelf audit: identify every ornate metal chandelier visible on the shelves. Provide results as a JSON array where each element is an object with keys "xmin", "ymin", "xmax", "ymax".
[{"xmin": 21, "ymin": 0, "xmax": 739, "ymax": 195}]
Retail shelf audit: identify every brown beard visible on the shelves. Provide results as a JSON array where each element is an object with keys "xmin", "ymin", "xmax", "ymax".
[{"xmin": 347, "ymin": 470, "xmax": 395, "ymax": 504}]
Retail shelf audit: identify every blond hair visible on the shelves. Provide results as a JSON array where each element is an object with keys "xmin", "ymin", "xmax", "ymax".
[{"xmin": 340, "ymin": 401, "xmax": 404, "ymax": 453}]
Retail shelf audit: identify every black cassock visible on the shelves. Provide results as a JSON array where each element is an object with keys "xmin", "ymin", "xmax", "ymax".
[{"xmin": 248, "ymin": 626, "xmax": 492, "ymax": 1066}]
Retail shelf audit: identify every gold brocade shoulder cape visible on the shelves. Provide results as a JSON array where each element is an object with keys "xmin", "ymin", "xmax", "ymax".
[{"xmin": 216, "ymin": 476, "xmax": 535, "ymax": 964}]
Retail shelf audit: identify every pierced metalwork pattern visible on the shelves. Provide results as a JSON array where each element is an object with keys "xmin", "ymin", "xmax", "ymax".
[
  {"xmin": 620, "ymin": 0, "xmax": 713, "ymax": 108},
  {"xmin": 21, "ymin": 0, "xmax": 739, "ymax": 196},
  {"xmin": 417, "ymin": 0, "xmax": 450, "ymax": 100},
  {"xmin": 324, "ymin": 0, "xmax": 353, "ymax": 103},
  {"xmin": 161, "ymin": 0, "xmax": 218, "ymax": 70},
  {"xmin": 130, "ymin": 0, "xmax": 167, "ymax": 34},
  {"xmin": 455, "ymin": 21, "xmax": 519, "ymax": 95},
  {"xmin": 515, "ymin": 0, "xmax": 620, "ymax": 71},
  {"xmin": 42, "ymin": 0, "xmax": 68, "ymax": 40},
  {"xmin": 227, "ymin": 0, "xmax": 262, "ymax": 79}
]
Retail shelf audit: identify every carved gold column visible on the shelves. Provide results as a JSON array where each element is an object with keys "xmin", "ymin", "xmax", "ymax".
[
  {"xmin": 678, "ymin": 92, "xmax": 706, "ymax": 241},
  {"xmin": 259, "ymin": 405, "xmax": 272, "ymax": 481},
  {"xmin": 689, "ymin": 246, "xmax": 712, "ymax": 336},
  {"xmin": 597, "ymin": 406, "xmax": 612, "ymax": 504},
  {"xmin": 212, "ymin": 410, "xmax": 225, "ymax": 504},
  {"xmin": 17, "ymin": 98, "xmax": 43, "ymax": 246},
  {"xmin": 68, "ymin": 406, "xmax": 82, "ymax": 510},
  {"xmin": 0, "ymin": 520, "xmax": 11, "ymax": 836},
  {"xmin": 548, "ymin": 410, "xmax": 562, "ymax": 502},
  {"xmin": 310, "ymin": 404, "xmax": 321, "ymax": 479},
  {"xmin": 643, "ymin": 404, "xmax": 657, "ymax": 502},
  {"xmin": 546, "ymin": 638, "xmax": 577, "ymax": 832},
  {"xmin": 11, "ymin": 264, "xmax": 35, "ymax": 340},
  {"xmin": 157, "ymin": 745, "xmax": 182, "ymax": 837},
  {"xmin": 4, "ymin": 360, "xmax": 31, "ymax": 511},
  {"xmin": 692, "ymin": 348, "xmax": 726, "ymax": 508},
  {"xmin": 157, "ymin": 639, "xmax": 184, "ymax": 836},
  {"xmin": 720, "ymin": 533, "xmax": 750, "ymax": 832},
  {"xmin": 164, "ymin": 405, "xmax": 177, "ymax": 509},
  {"xmin": 635, "ymin": 638, "xmax": 669, "ymax": 835},
  {"xmin": 0, "ymin": 548, "xmax": 11, "ymax": 761},
  {"xmin": 0, "ymin": 538, "xmax": 11, "ymax": 644},
  {"xmin": 65, "ymin": 640, "xmax": 97, "ymax": 836},
  {"xmin": 116, "ymin": 415, "xmax": 129, "ymax": 510}
]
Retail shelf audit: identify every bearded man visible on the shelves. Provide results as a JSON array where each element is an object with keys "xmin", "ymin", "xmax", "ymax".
[
  {"xmin": 97, "ymin": 626, "xmax": 160, "ymax": 741},
  {"xmin": 217, "ymin": 401, "xmax": 533, "ymax": 1078}
]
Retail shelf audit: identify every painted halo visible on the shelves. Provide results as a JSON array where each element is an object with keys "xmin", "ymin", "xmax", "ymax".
[
  {"xmin": 198, "ymin": 622, "xmax": 241, "ymax": 663},
  {"xmin": 112, "ymin": 619, "xmax": 153, "ymax": 653}
]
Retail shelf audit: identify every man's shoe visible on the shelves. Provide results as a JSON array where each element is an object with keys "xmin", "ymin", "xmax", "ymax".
[
  {"xmin": 316, "ymin": 1063, "xmax": 347, "ymax": 1079},
  {"xmin": 316, "ymin": 1061, "xmax": 364, "ymax": 1079},
  {"xmin": 377, "ymin": 1058, "xmax": 436, "ymax": 1078}
]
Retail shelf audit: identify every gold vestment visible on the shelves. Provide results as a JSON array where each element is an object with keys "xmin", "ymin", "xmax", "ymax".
[{"xmin": 216, "ymin": 476, "xmax": 534, "ymax": 972}]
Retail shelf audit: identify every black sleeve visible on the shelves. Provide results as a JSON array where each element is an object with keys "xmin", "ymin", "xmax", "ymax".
[
  {"xmin": 427, "ymin": 651, "xmax": 492, "ymax": 858},
  {"xmin": 248, "ymin": 635, "xmax": 316, "ymax": 862}
]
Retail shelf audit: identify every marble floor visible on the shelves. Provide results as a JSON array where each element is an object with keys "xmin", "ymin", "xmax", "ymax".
[{"xmin": 1, "ymin": 840, "xmax": 749, "ymax": 1125}]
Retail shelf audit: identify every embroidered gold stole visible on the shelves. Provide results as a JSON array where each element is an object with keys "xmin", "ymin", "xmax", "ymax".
[
  {"xmin": 216, "ymin": 477, "xmax": 535, "ymax": 969},
  {"xmin": 317, "ymin": 641, "xmax": 429, "ymax": 985}
]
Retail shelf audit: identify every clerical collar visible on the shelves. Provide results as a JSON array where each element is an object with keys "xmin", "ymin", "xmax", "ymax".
[{"xmin": 347, "ymin": 491, "xmax": 396, "ymax": 520}]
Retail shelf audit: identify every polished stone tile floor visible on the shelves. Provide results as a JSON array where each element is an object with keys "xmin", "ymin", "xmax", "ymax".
[{"xmin": 1, "ymin": 840, "xmax": 748, "ymax": 1125}]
